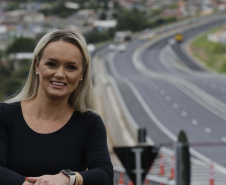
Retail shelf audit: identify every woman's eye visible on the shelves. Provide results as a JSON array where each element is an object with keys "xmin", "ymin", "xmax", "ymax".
[
  {"xmin": 67, "ymin": 66, "xmax": 76, "ymax": 70},
  {"xmin": 46, "ymin": 62, "xmax": 57, "ymax": 67}
]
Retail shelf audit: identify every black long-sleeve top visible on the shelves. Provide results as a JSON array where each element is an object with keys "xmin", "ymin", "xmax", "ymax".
[{"xmin": 0, "ymin": 102, "xmax": 113, "ymax": 185}]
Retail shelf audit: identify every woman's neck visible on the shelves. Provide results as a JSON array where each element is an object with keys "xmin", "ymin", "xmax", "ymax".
[
  {"xmin": 23, "ymin": 95, "xmax": 73, "ymax": 121},
  {"xmin": 21, "ymin": 96, "xmax": 74, "ymax": 134}
]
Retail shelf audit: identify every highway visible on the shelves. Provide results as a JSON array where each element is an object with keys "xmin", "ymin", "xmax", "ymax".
[{"xmin": 101, "ymin": 14, "xmax": 226, "ymax": 183}]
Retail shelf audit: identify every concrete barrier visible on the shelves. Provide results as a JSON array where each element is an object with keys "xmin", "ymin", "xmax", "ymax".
[{"xmin": 93, "ymin": 54, "xmax": 136, "ymax": 147}]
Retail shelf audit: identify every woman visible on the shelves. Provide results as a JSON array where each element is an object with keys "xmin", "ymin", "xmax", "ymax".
[{"xmin": 0, "ymin": 29, "xmax": 113, "ymax": 185}]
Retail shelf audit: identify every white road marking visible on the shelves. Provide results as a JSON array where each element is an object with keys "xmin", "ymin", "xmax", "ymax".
[
  {"xmin": 204, "ymin": 127, "xmax": 212, "ymax": 134},
  {"xmin": 191, "ymin": 119, "xmax": 198, "ymax": 125}
]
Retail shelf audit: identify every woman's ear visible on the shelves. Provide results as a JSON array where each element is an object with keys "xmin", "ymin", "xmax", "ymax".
[
  {"xmin": 35, "ymin": 57, "xmax": 39, "ymax": 73},
  {"xmin": 81, "ymin": 66, "xmax": 86, "ymax": 80}
]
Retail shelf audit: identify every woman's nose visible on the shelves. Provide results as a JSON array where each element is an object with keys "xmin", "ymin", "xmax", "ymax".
[{"xmin": 54, "ymin": 68, "xmax": 65, "ymax": 79}]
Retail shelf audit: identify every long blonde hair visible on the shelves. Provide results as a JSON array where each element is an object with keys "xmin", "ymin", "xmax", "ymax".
[{"xmin": 5, "ymin": 29, "xmax": 94, "ymax": 113}]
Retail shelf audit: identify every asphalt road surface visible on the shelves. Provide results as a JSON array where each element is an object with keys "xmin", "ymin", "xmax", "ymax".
[{"xmin": 104, "ymin": 15, "xmax": 226, "ymax": 169}]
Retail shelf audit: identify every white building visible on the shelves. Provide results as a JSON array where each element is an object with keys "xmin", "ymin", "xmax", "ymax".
[{"xmin": 93, "ymin": 20, "xmax": 117, "ymax": 30}]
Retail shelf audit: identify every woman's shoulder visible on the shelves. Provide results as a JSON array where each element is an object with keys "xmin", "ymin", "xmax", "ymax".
[
  {"xmin": 0, "ymin": 102, "xmax": 20, "ymax": 110},
  {"xmin": 82, "ymin": 110, "xmax": 101, "ymax": 118},
  {"xmin": 76, "ymin": 110, "xmax": 103, "ymax": 124},
  {"xmin": 0, "ymin": 102, "xmax": 21, "ymax": 127},
  {"xmin": 0, "ymin": 102, "xmax": 21, "ymax": 118}
]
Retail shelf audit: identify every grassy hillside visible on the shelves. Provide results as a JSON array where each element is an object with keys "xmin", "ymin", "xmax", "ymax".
[{"xmin": 189, "ymin": 26, "xmax": 226, "ymax": 73}]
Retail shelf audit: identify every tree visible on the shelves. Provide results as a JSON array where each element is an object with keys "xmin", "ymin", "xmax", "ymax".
[
  {"xmin": 150, "ymin": 8, "xmax": 162, "ymax": 17},
  {"xmin": 1, "ymin": 78, "xmax": 24, "ymax": 97},
  {"xmin": 14, "ymin": 63, "xmax": 30, "ymax": 79},
  {"xmin": 84, "ymin": 28, "xmax": 110, "ymax": 43},
  {"xmin": 0, "ymin": 65, "xmax": 11, "ymax": 78},
  {"xmin": 99, "ymin": 11, "xmax": 107, "ymax": 20},
  {"xmin": 116, "ymin": 8, "xmax": 148, "ymax": 31},
  {"xmin": 7, "ymin": 37, "xmax": 37, "ymax": 54},
  {"xmin": 39, "ymin": 2, "xmax": 77, "ymax": 18},
  {"xmin": 0, "ymin": 59, "xmax": 30, "ymax": 101},
  {"xmin": 5, "ymin": 2, "xmax": 20, "ymax": 11}
]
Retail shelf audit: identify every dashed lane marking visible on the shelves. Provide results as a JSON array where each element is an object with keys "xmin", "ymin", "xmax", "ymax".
[
  {"xmin": 181, "ymin": 111, "xmax": 187, "ymax": 117},
  {"xmin": 204, "ymin": 127, "xmax": 212, "ymax": 134},
  {"xmin": 191, "ymin": 119, "xmax": 198, "ymax": 125}
]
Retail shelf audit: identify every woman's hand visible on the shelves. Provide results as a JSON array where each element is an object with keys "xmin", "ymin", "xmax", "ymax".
[
  {"xmin": 22, "ymin": 180, "xmax": 34, "ymax": 185},
  {"xmin": 25, "ymin": 173, "xmax": 69, "ymax": 185}
]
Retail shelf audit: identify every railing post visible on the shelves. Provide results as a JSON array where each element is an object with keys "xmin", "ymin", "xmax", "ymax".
[
  {"xmin": 175, "ymin": 130, "xmax": 190, "ymax": 185},
  {"xmin": 138, "ymin": 128, "xmax": 146, "ymax": 144}
]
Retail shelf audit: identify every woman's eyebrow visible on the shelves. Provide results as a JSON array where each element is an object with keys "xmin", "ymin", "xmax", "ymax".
[
  {"xmin": 46, "ymin": 58, "xmax": 58, "ymax": 62},
  {"xmin": 47, "ymin": 58, "xmax": 77, "ymax": 65},
  {"xmin": 67, "ymin": 61, "xmax": 77, "ymax": 65}
]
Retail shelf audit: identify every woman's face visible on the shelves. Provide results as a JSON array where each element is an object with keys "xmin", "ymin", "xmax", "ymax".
[{"xmin": 36, "ymin": 40, "xmax": 84, "ymax": 101}]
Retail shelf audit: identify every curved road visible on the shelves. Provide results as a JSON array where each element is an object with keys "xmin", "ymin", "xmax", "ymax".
[{"xmin": 104, "ymin": 15, "xmax": 226, "ymax": 169}]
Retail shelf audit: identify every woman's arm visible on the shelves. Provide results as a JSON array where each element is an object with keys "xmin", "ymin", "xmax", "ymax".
[
  {"xmin": 0, "ymin": 106, "xmax": 27, "ymax": 185},
  {"xmin": 22, "ymin": 180, "xmax": 34, "ymax": 185},
  {"xmin": 24, "ymin": 115, "xmax": 113, "ymax": 185},
  {"xmin": 79, "ymin": 115, "xmax": 113, "ymax": 185},
  {"xmin": 0, "ymin": 166, "xmax": 27, "ymax": 185},
  {"xmin": 25, "ymin": 172, "xmax": 82, "ymax": 185}
]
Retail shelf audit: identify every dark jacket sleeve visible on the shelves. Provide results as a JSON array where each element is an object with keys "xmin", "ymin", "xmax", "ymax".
[
  {"xmin": 0, "ymin": 103, "xmax": 25, "ymax": 185},
  {"xmin": 79, "ymin": 115, "xmax": 113, "ymax": 185}
]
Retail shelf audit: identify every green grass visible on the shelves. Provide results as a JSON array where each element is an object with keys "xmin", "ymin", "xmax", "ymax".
[{"xmin": 190, "ymin": 26, "xmax": 226, "ymax": 73}]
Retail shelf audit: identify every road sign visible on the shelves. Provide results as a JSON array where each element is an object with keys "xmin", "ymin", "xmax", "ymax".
[{"xmin": 113, "ymin": 145, "xmax": 159, "ymax": 185}]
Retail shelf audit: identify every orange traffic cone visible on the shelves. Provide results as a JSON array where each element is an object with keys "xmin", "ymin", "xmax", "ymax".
[
  {"xmin": 158, "ymin": 154, "xmax": 165, "ymax": 185},
  {"xmin": 209, "ymin": 162, "xmax": 214, "ymax": 185},
  {"xmin": 144, "ymin": 179, "xmax": 149, "ymax": 185},
  {"xmin": 118, "ymin": 173, "xmax": 124, "ymax": 185},
  {"xmin": 150, "ymin": 166, "xmax": 152, "ymax": 171},
  {"xmin": 149, "ymin": 166, "xmax": 153, "ymax": 173},
  {"xmin": 128, "ymin": 180, "xmax": 134, "ymax": 185},
  {"xmin": 159, "ymin": 154, "xmax": 165, "ymax": 176},
  {"xmin": 169, "ymin": 156, "xmax": 175, "ymax": 179}
]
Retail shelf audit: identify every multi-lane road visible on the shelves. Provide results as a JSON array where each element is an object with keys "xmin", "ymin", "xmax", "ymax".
[{"xmin": 102, "ymin": 14, "xmax": 226, "ymax": 182}]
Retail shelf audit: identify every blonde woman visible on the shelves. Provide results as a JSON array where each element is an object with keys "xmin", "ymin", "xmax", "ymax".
[{"xmin": 0, "ymin": 29, "xmax": 113, "ymax": 185}]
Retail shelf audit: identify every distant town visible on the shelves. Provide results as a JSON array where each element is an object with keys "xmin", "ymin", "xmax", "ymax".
[
  {"xmin": 0, "ymin": 0, "xmax": 225, "ymax": 46},
  {"xmin": 0, "ymin": 0, "xmax": 225, "ymax": 100}
]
